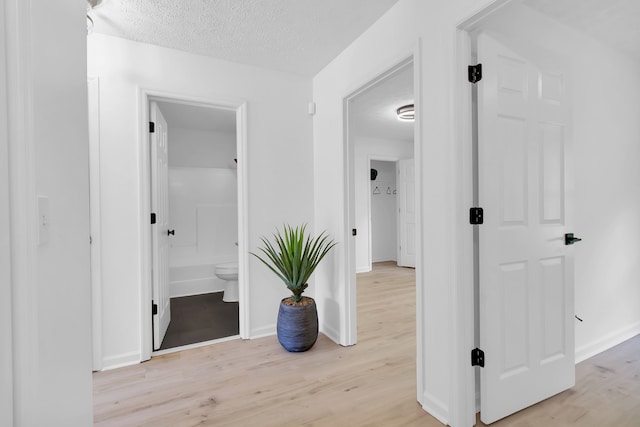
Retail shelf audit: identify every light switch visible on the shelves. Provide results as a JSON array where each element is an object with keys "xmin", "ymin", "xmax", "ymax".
[{"xmin": 37, "ymin": 196, "xmax": 49, "ymax": 245}]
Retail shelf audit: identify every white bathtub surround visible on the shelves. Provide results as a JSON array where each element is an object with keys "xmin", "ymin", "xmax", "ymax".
[
  {"xmin": 168, "ymin": 166, "xmax": 238, "ymax": 297},
  {"xmin": 169, "ymin": 264, "xmax": 221, "ymax": 297}
]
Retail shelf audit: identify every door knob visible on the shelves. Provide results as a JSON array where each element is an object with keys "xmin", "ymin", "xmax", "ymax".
[
  {"xmin": 565, "ymin": 233, "xmax": 581, "ymax": 245},
  {"xmin": 167, "ymin": 229, "xmax": 175, "ymax": 236}
]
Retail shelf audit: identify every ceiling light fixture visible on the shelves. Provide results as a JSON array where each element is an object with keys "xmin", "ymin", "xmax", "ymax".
[{"xmin": 396, "ymin": 104, "xmax": 414, "ymax": 121}]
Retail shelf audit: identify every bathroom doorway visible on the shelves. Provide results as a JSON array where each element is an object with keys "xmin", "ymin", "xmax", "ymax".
[{"xmin": 141, "ymin": 92, "xmax": 249, "ymax": 357}]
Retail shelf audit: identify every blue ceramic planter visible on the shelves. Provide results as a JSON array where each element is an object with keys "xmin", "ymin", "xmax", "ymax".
[{"xmin": 277, "ymin": 297, "xmax": 318, "ymax": 352}]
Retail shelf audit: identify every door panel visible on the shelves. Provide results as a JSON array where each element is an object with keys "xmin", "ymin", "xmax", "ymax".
[
  {"xmin": 150, "ymin": 101, "xmax": 171, "ymax": 350},
  {"xmin": 540, "ymin": 123, "xmax": 564, "ymax": 224},
  {"xmin": 397, "ymin": 159, "xmax": 415, "ymax": 268},
  {"xmin": 478, "ymin": 32, "xmax": 575, "ymax": 424}
]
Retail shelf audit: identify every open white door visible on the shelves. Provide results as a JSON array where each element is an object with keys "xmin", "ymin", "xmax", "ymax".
[
  {"xmin": 477, "ymin": 33, "xmax": 576, "ymax": 424},
  {"xmin": 150, "ymin": 101, "xmax": 171, "ymax": 350},
  {"xmin": 397, "ymin": 159, "xmax": 416, "ymax": 268}
]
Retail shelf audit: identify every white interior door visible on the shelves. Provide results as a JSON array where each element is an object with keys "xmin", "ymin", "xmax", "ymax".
[
  {"xmin": 477, "ymin": 32, "xmax": 575, "ymax": 424},
  {"xmin": 150, "ymin": 101, "xmax": 171, "ymax": 350},
  {"xmin": 397, "ymin": 159, "xmax": 416, "ymax": 268}
]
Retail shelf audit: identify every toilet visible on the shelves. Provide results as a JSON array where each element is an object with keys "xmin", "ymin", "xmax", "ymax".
[{"xmin": 215, "ymin": 262, "xmax": 239, "ymax": 302}]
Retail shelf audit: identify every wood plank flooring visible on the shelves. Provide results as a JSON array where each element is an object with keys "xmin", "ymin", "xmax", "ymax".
[
  {"xmin": 478, "ymin": 334, "xmax": 640, "ymax": 427},
  {"xmin": 93, "ymin": 262, "xmax": 640, "ymax": 426}
]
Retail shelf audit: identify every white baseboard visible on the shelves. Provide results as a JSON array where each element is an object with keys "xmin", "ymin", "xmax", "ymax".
[
  {"xmin": 101, "ymin": 351, "xmax": 141, "ymax": 371},
  {"xmin": 320, "ymin": 322, "xmax": 341, "ymax": 345},
  {"xmin": 575, "ymin": 321, "xmax": 640, "ymax": 364},
  {"xmin": 421, "ymin": 391, "xmax": 449, "ymax": 426},
  {"xmin": 372, "ymin": 258, "xmax": 397, "ymax": 263},
  {"xmin": 250, "ymin": 324, "xmax": 276, "ymax": 339}
]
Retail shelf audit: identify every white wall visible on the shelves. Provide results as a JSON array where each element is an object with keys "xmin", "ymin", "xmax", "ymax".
[
  {"xmin": 479, "ymin": 0, "xmax": 640, "ymax": 364},
  {"xmin": 87, "ymin": 34, "xmax": 314, "ymax": 369},
  {"xmin": 4, "ymin": 0, "xmax": 93, "ymax": 424},
  {"xmin": 572, "ymin": 44, "xmax": 640, "ymax": 360},
  {"xmin": 370, "ymin": 160, "xmax": 398, "ymax": 263},
  {"xmin": 353, "ymin": 136, "xmax": 413, "ymax": 271},
  {"xmin": 168, "ymin": 127, "xmax": 236, "ymax": 168}
]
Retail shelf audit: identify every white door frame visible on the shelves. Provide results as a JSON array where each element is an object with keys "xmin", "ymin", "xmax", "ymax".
[
  {"xmin": 0, "ymin": 0, "xmax": 15, "ymax": 422},
  {"xmin": 342, "ymin": 43, "xmax": 424, "ymax": 402},
  {"xmin": 137, "ymin": 88, "xmax": 249, "ymax": 361},
  {"xmin": 88, "ymin": 76, "xmax": 103, "ymax": 371},
  {"xmin": 452, "ymin": 1, "xmax": 520, "ymax": 425}
]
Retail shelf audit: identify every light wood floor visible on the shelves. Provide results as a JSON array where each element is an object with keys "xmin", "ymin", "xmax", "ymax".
[
  {"xmin": 479, "ymin": 333, "xmax": 640, "ymax": 427},
  {"xmin": 93, "ymin": 262, "xmax": 640, "ymax": 426}
]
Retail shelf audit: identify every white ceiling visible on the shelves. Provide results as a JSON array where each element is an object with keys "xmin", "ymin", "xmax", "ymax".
[
  {"xmin": 89, "ymin": 0, "xmax": 401, "ymax": 77},
  {"xmin": 523, "ymin": 0, "xmax": 640, "ymax": 59},
  {"xmin": 156, "ymin": 101, "xmax": 236, "ymax": 133},
  {"xmin": 349, "ymin": 65, "xmax": 414, "ymax": 143}
]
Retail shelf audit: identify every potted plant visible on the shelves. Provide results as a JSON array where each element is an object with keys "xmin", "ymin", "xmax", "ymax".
[{"xmin": 251, "ymin": 224, "xmax": 336, "ymax": 352}]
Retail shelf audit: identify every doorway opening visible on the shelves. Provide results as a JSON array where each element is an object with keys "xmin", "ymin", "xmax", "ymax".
[
  {"xmin": 370, "ymin": 159, "xmax": 401, "ymax": 267},
  {"xmin": 344, "ymin": 57, "xmax": 418, "ymax": 343},
  {"xmin": 139, "ymin": 90, "xmax": 249, "ymax": 360},
  {"xmin": 151, "ymin": 99, "xmax": 240, "ymax": 352}
]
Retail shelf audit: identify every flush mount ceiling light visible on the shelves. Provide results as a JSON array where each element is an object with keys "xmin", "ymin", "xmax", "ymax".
[{"xmin": 396, "ymin": 104, "xmax": 415, "ymax": 121}]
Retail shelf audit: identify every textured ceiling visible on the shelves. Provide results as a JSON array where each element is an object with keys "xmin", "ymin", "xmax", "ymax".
[
  {"xmin": 523, "ymin": 0, "xmax": 640, "ymax": 59},
  {"xmin": 89, "ymin": 0, "xmax": 401, "ymax": 76},
  {"xmin": 350, "ymin": 64, "xmax": 414, "ymax": 143}
]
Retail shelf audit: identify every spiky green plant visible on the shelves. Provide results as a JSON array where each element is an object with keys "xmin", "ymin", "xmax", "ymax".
[{"xmin": 251, "ymin": 224, "xmax": 337, "ymax": 303}]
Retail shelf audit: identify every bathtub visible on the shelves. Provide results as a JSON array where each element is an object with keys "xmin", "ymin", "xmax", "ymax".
[
  {"xmin": 167, "ymin": 167, "xmax": 239, "ymax": 298},
  {"xmin": 169, "ymin": 263, "xmax": 229, "ymax": 298}
]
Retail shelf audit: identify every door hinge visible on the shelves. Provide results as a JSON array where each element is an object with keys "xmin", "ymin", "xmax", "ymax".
[
  {"xmin": 149, "ymin": 121, "xmax": 155, "ymax": 133},
  {"xmin": 352, "ymin": 228, "xmax": 357, "ymax": 236},
  {"xmin": 152, "ymin": 302, "xmax": 158, "ymax": 315},
  {"xmin": 468, "ymin": 64, "xmax": 482, "ymax": 83},
  {"xmin": 150, "ymin": 213, "xmax": 156, "ymax": 224},
  {"xmin": 471, "ymin": 348, "xmax": 485, "ymax": 367},
  {"xmin": 470, "ymin": 207, "xmax": 484, "ymax": 225}
]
